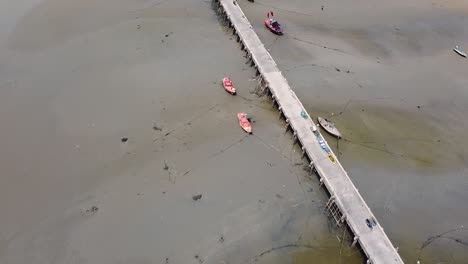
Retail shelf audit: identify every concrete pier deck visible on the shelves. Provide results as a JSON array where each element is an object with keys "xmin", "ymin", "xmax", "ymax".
[{"xmin": 214, "ymin": 0, "xmax": 404, "ymax": 263}]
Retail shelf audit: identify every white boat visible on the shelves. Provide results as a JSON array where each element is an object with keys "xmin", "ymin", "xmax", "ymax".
[
  {"xmin": 454, "ymin": 46, "xmax": 467, "ymax": 58},
  {"xmin": 317, "ymin": 117, "xmax": 342, "ymax": 139}
]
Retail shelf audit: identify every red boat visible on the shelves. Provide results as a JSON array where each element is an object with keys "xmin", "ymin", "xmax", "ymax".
[
  {"xmin": 222, "ymin": 77, "xmax": 236, "ymax": 95},
  {"xmin": 264, "ymin": 18, "xmax": 283, "ymax": 35},
  {"xmin": 237, "ymin": 113, "xmax": 252, "ymax": 134}
]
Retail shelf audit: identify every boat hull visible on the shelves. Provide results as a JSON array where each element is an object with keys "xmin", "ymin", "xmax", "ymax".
[
  {"xmin": 454, "ymin": 48, "xmax": 467, "ymax": 58},
  {"xmin": 317, "ymin": 117, "xmax": 342, "ymax": 138},
  {"xmin": 222, "ymin": 77, "xmax": 236, "ymax": 95},
  {"xmin": 237, "ymin": 113, "xmax": 252, "ymax": 134},
  {"xmin": 264, "ymin": 19, "xmax": 283, "ymax": 35}
]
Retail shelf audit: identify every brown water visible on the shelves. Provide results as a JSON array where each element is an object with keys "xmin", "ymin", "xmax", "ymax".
[{"xmin": 1, "ymin": 0, "xmax": 467, "ymax": 263}]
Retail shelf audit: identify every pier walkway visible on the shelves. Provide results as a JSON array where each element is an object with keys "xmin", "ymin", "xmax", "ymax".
[{"xmin": 213, "ymin": 0, "xmax": 404, "ymax": 263}]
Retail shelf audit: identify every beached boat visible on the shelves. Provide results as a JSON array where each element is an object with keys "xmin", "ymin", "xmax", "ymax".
[
  {"xmin": 237, "ymin": 112, "xmax": 252, "ymax": 134},
  {"xmin": 317, "ymin": 117, "xmax": 342, "ymax": 139},
  {"xmin": 222, "ymin": 77, "xmax": 236, "ymax": 95},
  {"xmin": 454, "ymin": 46, "xmax": 467, "ymax": 57},
  {"xmin": 264, "ymin": 19, "xmax": 283, "ymax": 35}
]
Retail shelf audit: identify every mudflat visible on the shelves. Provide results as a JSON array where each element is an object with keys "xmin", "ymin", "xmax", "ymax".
[
  {"xmin": 0, "ymin": 0, "xmax": 361, "ymax": 263},
  {"xmin": 238, "ymin": 0, "xmax": 468, "ymax": 262},
  {"xmin": 1, "ymin": 0, "xmax": 467, "ymax": 263}
]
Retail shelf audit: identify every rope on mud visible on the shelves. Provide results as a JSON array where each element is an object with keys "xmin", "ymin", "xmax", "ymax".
[{"xmin": 417, "ymin": 227, "xmax": 468, "ymax": 261}]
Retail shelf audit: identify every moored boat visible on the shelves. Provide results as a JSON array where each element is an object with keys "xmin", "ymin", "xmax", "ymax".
[
  {"xmin": 317, "ymin": 117, "xmax": 342, "ymax": 139},
  {"xmin": 222, "ymin": 77, "xmax": 236, "ymax": 95},
  {"xmin": 264, "ymin": 18, "xmax": 283, "ymax": 35},
  {"xmin": 237, "ymin": 112, "xmax": 252, "ymax": 134}
]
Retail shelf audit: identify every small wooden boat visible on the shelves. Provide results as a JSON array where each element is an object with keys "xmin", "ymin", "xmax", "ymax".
[
  {"xmin": 454, "ymin": 46, "xmax": 467, "ymax": 58},
  {"xmin": 317, "ymin": 117, "xmax": 342, "ymax": 139},
  {"xmin": 264, "ymin": 19, "xmax": 283, "ymax": 35},
  {"xmin": 222, "ymin": 77, "xmax": 236, "ymax": 95},
  {"xmin": 237, "ymin": 112, "xmax": 252, "ymax": 134}
]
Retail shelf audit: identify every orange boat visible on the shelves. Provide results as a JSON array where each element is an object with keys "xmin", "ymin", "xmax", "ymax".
[
  {"xmin": 222, "ymin": 77, "xmax": 236, "ymax": 95},
  {"xmin": 237, "ymin": 112, "xmax": 252, "ymax": 134}
]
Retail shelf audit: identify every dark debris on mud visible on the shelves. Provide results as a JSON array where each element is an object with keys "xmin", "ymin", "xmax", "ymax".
[
  {"xmin": 84, "ymin": 205, "xmax": 99, "ymax": 215},
  {"xmin": 194, "ymin": 254, "xmax": 204, "ymax": 264},
  {"xmin": 192, "ymin": 194, "xmax": 202, "ymax": 201},
  {"xmin": 153, "ymin": 124, "xmax": 163, "ymax": 131}
]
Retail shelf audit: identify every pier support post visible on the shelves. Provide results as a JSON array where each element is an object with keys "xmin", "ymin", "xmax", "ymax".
[
  {"xmin": 279, "ymin": 111, "xmax": 284, "ymax": 120},
  {"xmin": 309, "ymin": 161, "xmax": 315, "ymax": 174},
  {"xmin": 351, "ymin": 236, "xmax": 359, "ymax": 247},
  {"xmin": 326, "ymin": 196, "xmax": 335, "ymax": 207},
  {"xmin": 285, "ymin": 118, "xmax": 290, "ymax": 132},
  {"xmin": 256, "ymin": 76, "xmax": 268, "ymax": 95},
  {"xmin": 257, "ymin": 75, "xmax": 263, "ymax": 88},
  {"xmin": 301, "ymin": 146, "xmax": 306, "ymax": 157}
]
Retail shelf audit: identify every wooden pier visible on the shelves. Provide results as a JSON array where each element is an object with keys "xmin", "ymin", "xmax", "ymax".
[{"xmin": 213, "ymin": 0, "xmax": 404, "ymax": 263}]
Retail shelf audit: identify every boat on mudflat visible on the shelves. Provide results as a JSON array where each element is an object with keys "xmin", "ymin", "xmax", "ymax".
[
  {"xmin": 264, "ymin": 18, "xmax": 283, "ymax": 35},
  {"xmin": 222, "ymin": 77, "xmax": 236, "ymax": 95},
  {"xmin": 317, "ymin": 117, "xmax": 342, "ymax": 139},
  {"xmin": 454, "ymin": 46, "xmax": 467, "ymax": 57},
  {"xmin": 237, "ymin": 112, "xmax": 252, "ymax": 134},
  {"xmin": 453, "ymin": 46, "xmax": 466, "ymax": 58}
]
